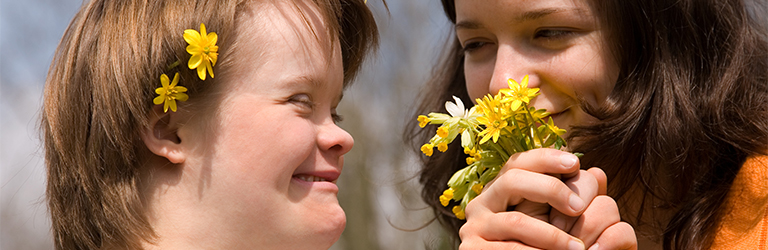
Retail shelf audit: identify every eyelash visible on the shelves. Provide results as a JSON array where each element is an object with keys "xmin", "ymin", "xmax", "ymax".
[
  {"xmin": 289, "ymin": 94, "xmax": 344, "ymax": 124},
  {"xmin": 462, "ymin": 29, "xmax": 576, "ymax": 53},
  {"xmin": 462, "ymin": 41, "xmax": 489, "ymax": 53},
  {"xmin": 534, "ymin": 29, "xmax": 575, "ymax": 39},
  {"xmin": 290, "ymin": 94, "xmax": 315, "ymax": 109}
]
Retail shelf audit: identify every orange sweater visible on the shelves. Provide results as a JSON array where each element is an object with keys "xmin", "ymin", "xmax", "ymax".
[{"xmin": 711, "ymin": 155, "xmax": 768, "ymax": 249}]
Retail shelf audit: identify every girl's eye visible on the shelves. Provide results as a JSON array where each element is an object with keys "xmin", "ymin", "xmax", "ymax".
[
  {"xmin": 462, "ymin": 41, "xmax": 489, "ymax": 53},
  {"xmin": 289, "ymin": 94, "xmax": 315, "ymax": 110}
]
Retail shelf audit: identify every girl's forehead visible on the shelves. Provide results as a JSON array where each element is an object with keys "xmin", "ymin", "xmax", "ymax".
[{"xmin": 234, "ymin": 1, "xmax": 336, "ymax": 63}]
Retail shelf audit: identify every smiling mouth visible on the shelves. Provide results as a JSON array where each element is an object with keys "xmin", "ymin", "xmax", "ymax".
[{"xmin": 294, "ymin": 174, "xmax": 331, "ymax": 183}]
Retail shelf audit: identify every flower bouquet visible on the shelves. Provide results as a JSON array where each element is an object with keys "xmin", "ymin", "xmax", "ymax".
[{"xmin": 417, "ymin": 76, "xmax": 573, "ymax": 219}]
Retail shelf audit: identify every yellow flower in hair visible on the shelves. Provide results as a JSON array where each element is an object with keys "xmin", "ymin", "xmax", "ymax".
[
  {"xmin": 184, "ymin": 23, "xmax": 218, "ymax": 80},
  {"xmin": 154, "ymin": 73, "xmax": 188, "ymax": 113}
]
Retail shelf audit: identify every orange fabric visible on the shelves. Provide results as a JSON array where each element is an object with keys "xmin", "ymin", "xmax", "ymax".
[{"xmin": 710, "ymin": 155, "xmax": 768, "ymax": 249}]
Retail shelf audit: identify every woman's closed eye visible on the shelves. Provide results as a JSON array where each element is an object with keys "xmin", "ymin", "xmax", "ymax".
[
  {"xmin": 533, "ymin": 28, "xmax": 579, "ymax": 49},
  {"xmin": 536, "ymin": 29, "xmax": 573, "ymax": 38}
]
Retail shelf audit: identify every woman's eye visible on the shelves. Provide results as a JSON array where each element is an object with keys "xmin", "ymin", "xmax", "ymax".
[
  {"xmin": 462, "ymin": 41, "xmax": 488, "ymax": 53},
  {"xmin": 534, "ymin": 29, "xmax": 574, "ymax": 39}
]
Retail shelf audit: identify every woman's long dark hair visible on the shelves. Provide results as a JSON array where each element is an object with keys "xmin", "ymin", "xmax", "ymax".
[{"xmin": 406, "ymin": 0, "xmax": 768, "ymax": 249}]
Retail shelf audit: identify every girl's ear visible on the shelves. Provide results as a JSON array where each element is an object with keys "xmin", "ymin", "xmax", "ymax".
[{"xmin": 140, "ymin": 105, "xmax": 186, "ymax": 164}]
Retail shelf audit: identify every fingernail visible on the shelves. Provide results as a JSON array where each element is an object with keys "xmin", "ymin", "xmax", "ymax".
[
  {"xmin": 551, "ymin": 216, "xmax": 567, "ymax": 230},
  {"xmin": 588, "ymin": 243, "xmax": 599, "ymax": 250},
  {"xmin": 560, "ymin": 153, "xmax": 577, "ymax": 168},
  {"xmin": 569, "ymin": 194, "xmax": 585, "ymax": 211},
  {"xmin": 569, "ymin": 240, "xmax": 585, "ymax": 250}
]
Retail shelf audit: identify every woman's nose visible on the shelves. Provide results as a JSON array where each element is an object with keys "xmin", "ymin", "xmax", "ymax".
[{"xmin": 488, "ymin": 45, "xmax": 539, "ymax": 95}]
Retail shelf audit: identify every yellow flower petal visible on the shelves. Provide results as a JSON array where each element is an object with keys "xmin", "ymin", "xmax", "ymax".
[
  {"xmin": 197, "ymin": 66, "xmax": 207, "ymax": 80},
  {"xmin": 183, "ymin": 29, "xmax": 201, "ymax": 44},
  {"xmin": 208, "ymin": 33, "xmax": 218, "ymax": 46},
  {"xmin": 153, "ymin": 95, "xmax": 165, "ymax": 105},
  {"xmin": 421, "ymin": 143, "xmax": 434, "ymax": 157},
  {"xmin": 437, "ymin": 142, "xmax": 448, "ymax": 152},
  {"xmin": 466, "ymin": 157, "xmax": 476, "ymax": 165},
  {"xmin": 160, "ymin": 73, "xmax": 170, "ymax": 88},
  {"xmin": 168, "ymin": 99, "xmax": 177, "ymax": 112},
  {"xmin": 437, "ymin": 127, "xmax": 449, "ymax": 138},
  {"xmin": 471, "ymin": 184, "xmax": 484, "ymax": 194},
  {"xmin": 189, "ymin": 54, "xmax": 203, "ymax": 69},
  {"xmin": 443, "ymin": 188, "xmax": 454, "ymax": 199},
  {"xmin": 176, "ymin": 93, "xmax": 189, "ymax": 102},
  {"xmin": 440, "ymin": 195, "xmax": 451, "ymax": 207},
  {"xmin": 209, "ymin": 52, "xmax": 218, "ymax": 66},
  {"xmin": 170, "ymin": 72, "xmax": 179, "ymax": 87},
  {"xmin": 163, "ymin": 99, "xmax": 171, "ymax": 112},
  {"xmin": 206, "ymin": 61, "xmax": 214, "ymax": 78},
  {"xmin": 452, "ymin": 206, "xmax": 465, "ymax": 220}
]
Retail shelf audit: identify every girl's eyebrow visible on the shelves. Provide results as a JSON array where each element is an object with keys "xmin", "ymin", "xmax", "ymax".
[
  {"xmin": 455, "ymin": 7, "xmax": 583, "ymax": 32},
  {"xmin": 294, "ymin": 75, "xmax": 323, "ymax": 88}
]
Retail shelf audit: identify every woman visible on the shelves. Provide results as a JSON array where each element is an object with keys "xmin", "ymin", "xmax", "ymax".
[{"xmin": 409, "ymin": 0, "xmax": 768, "ymax": 249}]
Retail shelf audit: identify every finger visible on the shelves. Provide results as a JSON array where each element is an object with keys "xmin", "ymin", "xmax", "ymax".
[
  {"xmin": 494, "ymin": 148, "xmax": 581, "ymax": 180},
  {"xmin": 550, "ymin": 170, "xmax": 599, "ymax": 232},
  {"xmin": 589, "ymin": 222, "xmax": 637, "ymax": 250},
  {"xmin": 570, "ymin": 196, "xmax": 621, "ymax": 246},
  {"xmin": 459, "ymin": 240, "xmax": 539, "ymax": 250},
  {"xmin": 514, "ymin": 200, "xmax": 550, "ymax": 222},
  {"xmin": 471, "ymin": 168, "xmax": 587, "ymax": 216},
  {"xmin": 460, "ymin": 211, "xmax": 586, "ymax": 250},
  {"xmin": 586, "ymin": 167, "xmax": 608, "ymax": 195}
]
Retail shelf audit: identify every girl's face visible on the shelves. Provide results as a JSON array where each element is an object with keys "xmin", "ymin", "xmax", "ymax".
[
  {"xmin": 177, "ymin": 1, "xmax": 351, "ymax": 249},
  {"xmin": 455, "ymin": 0, "xmax": 619, "ymax": 137}
]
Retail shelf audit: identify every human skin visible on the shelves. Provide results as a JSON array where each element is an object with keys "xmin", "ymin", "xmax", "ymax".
[
  {"xmin": 452, "ymin": 0, "xmax": 636, "ymax": 249},
  {"xmin": 139, "ymin": 0, "xmax": 352, "ymax": 249}
]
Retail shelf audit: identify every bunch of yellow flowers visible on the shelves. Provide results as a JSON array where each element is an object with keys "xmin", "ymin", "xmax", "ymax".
[{"xmin": 417, "ymin": 76, "xmax": 570, "ymax": 220}]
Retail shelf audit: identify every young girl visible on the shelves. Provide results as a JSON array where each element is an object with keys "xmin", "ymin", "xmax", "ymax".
[
  {"xmin": 42, "ymin": 0, "xmax": 377, "ymax": 249},
  {"xmin": 410, "ymin": 0, "xmax": 768, "ymax": 249}
]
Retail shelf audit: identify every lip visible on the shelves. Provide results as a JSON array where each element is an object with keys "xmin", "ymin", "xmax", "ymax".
[
  {"xmin": 293, "ymin": 170, "xmax": 340, "ymax": 182},
  {"xmin": 291, "ymin": 170, "xmax": 341, "ymax": 190}
]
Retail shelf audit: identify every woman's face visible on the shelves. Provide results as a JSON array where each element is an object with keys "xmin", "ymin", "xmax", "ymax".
[
  {"xmin": 177, "ymin": 1, "xmax": 351, "ymax": 249},
  {"xmin": 455, "ymin": 0, "xmax": 619, "ymax": 137}
]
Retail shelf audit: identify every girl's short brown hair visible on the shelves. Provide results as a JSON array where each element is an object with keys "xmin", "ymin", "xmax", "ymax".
[{"xmin": 42, "ymin": 0, "xmax": 378, "ymax": 249}]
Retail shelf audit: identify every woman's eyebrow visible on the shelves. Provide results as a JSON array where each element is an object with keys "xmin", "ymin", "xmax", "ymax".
[{"xmin": 455, "ymin": 7, "xmax": 583, "ymax": 32}]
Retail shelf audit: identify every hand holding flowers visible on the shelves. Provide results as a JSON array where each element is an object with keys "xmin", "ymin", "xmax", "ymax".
[
  {"xmin": 417, "ymin": 76, "xmax": 636, "ymax": 249},
  {"xmin": 417, "ymin": 75, "xmax": 571, "ymax": 218}
]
